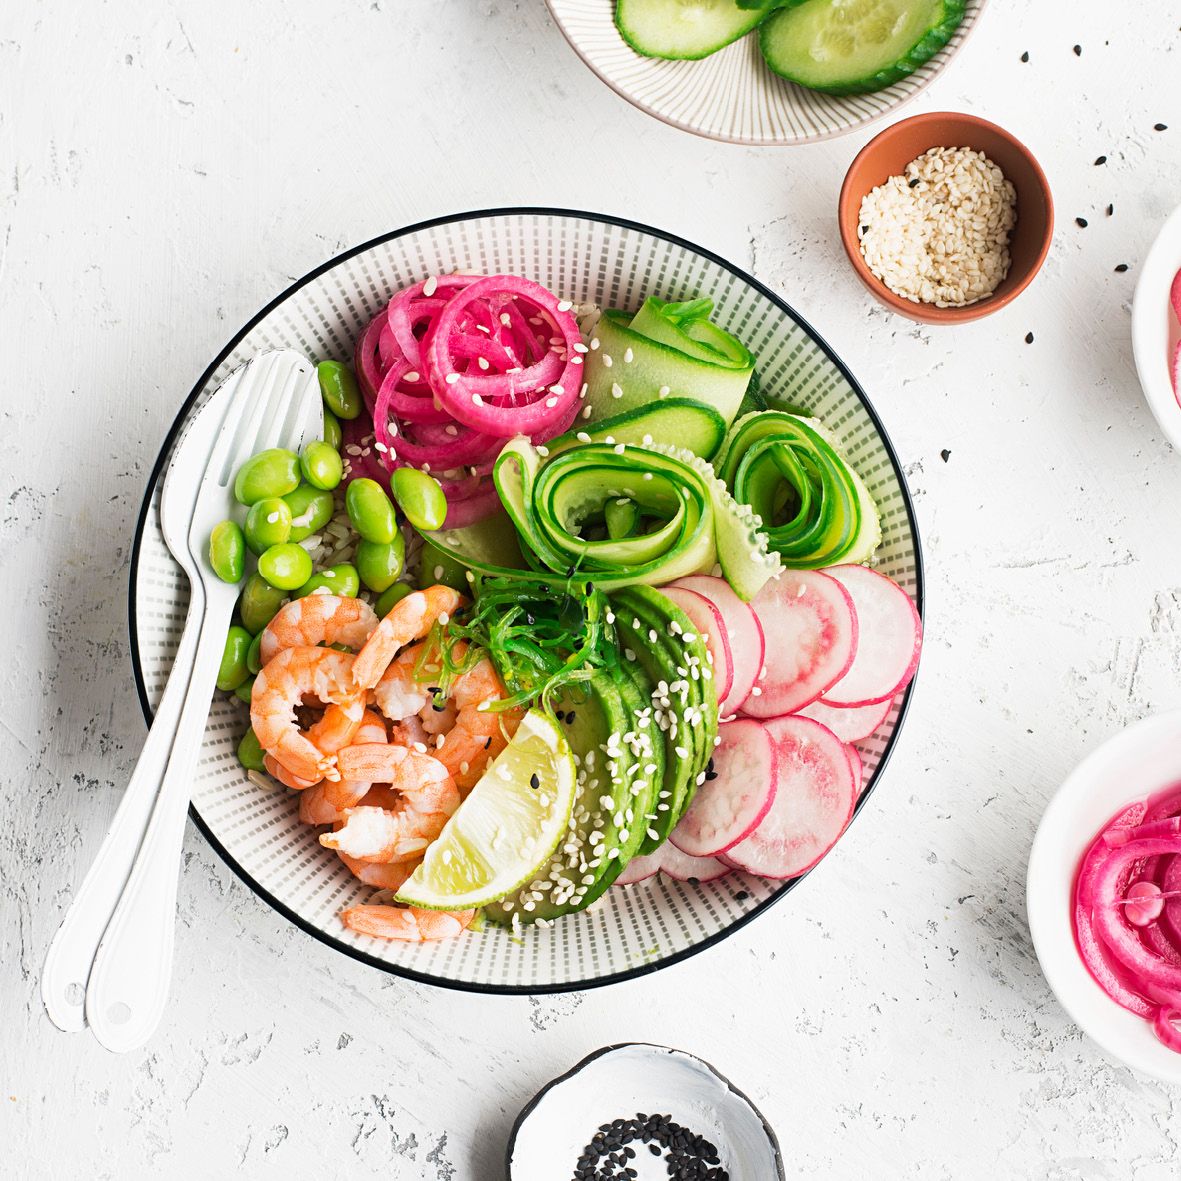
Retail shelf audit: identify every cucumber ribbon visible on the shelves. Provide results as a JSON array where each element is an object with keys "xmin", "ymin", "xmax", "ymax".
[
  {"xmin": 582, "ymin": 297, "xmax": 755, "ymax": 428},
  {"xmin": 715, "ymin": 411, "xmax": 882, "ymax": 569}
]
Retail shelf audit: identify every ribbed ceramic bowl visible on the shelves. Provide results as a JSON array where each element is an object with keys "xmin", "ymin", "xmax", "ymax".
[
  {"xmin": 130, "ymin": 208, "xmax": 923, "ymax": 993},
  {"xmin": 545, "ymin": 0, "xmax": 986, "ymax": 145}
]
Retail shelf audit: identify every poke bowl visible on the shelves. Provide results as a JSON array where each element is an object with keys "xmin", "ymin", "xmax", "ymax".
[{"xmin": 129, "ymin": 207, "xmax": 924, "ymax": 993}]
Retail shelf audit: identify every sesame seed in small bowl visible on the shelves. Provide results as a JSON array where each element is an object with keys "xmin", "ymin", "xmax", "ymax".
[{"xmin": 838, "ymin": 111, "xmax": 1054, "ymax": 325}]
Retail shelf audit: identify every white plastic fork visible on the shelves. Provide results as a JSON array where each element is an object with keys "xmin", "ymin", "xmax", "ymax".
[
  {"xmin": 41, "ymin": 364, "xmax": 246, "ymax": 1033},
  {"xmin": 82, "ymin": 350, "xmax": 322, "ymax": 1053}
]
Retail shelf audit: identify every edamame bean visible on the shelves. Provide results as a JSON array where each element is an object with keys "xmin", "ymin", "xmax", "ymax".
[
  {"xmin": 258, "ymin": 542, "xmax": 313, "ymax": 590},
  {"xmin": 233, "ymin": 448, "xmax": 300, "ymax": 506},
  {"xmin": 218, "ymin": 625, "xmax": 253, "ymax": 692},
  {"xmin": 300, "ymin": 440, "xmax": 343, "ymax": 491},
  {"xmin": 283, "ymin": 484, "xmax": 335, "ymax": 542},
  {"xmin": 246, "ymin": 632, "xmax": 264, "ymax": 676},
  {"xmin": 317, "ymin": 360, "xmax": 362, "ymax": 420},
  {"xmin": 238, "ymin": 573, "xmax": 288, "ymax": 634},
  {"xmin": 208, "ymin": 520, "xmax": 246, "ymax": 583},
  {"xmin": 293, "ymin": 563, "xmax": 360, "ymax": 599},
  {"xmin": 417, "ymin": 540, "xmax": 469, "ymax": 593},
  {"xmin": 234, "ymin": 675, "xmax": 256, "ymax": 704},
  {"xmin": 374, "ymin": 581, "xmax": 413, "ymax": 618},
  {"xmin": 322, "ymin": 408, "xmax": 342, "ymax": 451},
  {"xmin": 244, "ymin": 497, "xmax": 293, "ymax": 554},
  {"xmin": 391, "ymin": 467, "xmax": 448, "ymax": 532},
  {"xmin": 356, "ymin": 533, "xmax": 406, "ymax": 593},
  {"xmin": 345, "ymin": 478, "xmax": 397, "ymax": 544},
  {"xmin": 237, "ymin": 726, "xmax": 266, "ymax": 771},
  {"xmin": 604, "ymin": 497, "xmax": 638, "ymax": 540}
]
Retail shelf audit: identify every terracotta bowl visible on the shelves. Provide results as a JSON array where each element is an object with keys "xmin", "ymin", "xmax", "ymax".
[{"xmin": 838, "ymin": 111, "xmax": 1053, "ymax": 325}]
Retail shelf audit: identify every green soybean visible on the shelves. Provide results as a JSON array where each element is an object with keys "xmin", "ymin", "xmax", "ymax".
[
  {"xmin": 209, "ymin": 520, "xmax": 246, "ymax": 583},
  {"xmin": 218, "ymin": 625, "xmax": 253, "ymax": 692},
  {"xmin": 237, "ymin": 727, "xmax": 266, "ymax": 771},
  {"xmin": 345, "ymin": 477, "xmax": 397, "ymax": 544},
  {"xmin": 258, "ymin": 543, "xmax": 313, "ymax": 591},
  {"xmin": 246, "ymin": 632, "xmax": 264, "ymax": 676},
  {"xmin": 317, "ymin": 360, "xmax": 362, "ymax": 420},
  {"xmin": 233, "ymin": 448, "xmax": 300, "ymax": 506},
  {"xmin": 293, "ymin": 563, "xmax": 360, "ymax": 599},
  {"xmin": 391, "ymin": 467, "xmax": 448, "ymax": 532},
  {"xmin": 238, "ymin": 573, "xmax": 288, "ymax": 634},
  {"xmin": 283, "ymin": 484, "xmax": 335, "ymax": 542},
  {"xmin": 356, "ymin": 533, "xmax": 406, "ymax": 593},
  {"xmin": 322, "ymin": 408, "xmax": 342, "ymax": 451},
  {"xmin": 234, "ymin": 675, "xmax": 256, "ymax": 704},
  {"xmin": 374, "ymin": 581, "xmax": 413, "ymax": 618},
  {"xmin": 244, "ymin": 497, "xmax": 293, "ymax": 554},
  {"xmin": 417, "ymin": 539, "xmax": 470, "ymax": 593},
  {"xmin": 300, "ymin": 440, "xmax": 343, "ymax": 491}
]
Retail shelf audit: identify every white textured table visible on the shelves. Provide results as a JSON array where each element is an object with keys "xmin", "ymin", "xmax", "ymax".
[{"xmin": 4, "ymin": 3, "xmax": 1181, "ymax": 1177}]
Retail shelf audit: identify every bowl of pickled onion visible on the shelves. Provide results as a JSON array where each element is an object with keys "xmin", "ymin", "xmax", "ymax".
[{"xmin": 1027, "ymin": 708, "xmax": 1181, "ymax": 1082}]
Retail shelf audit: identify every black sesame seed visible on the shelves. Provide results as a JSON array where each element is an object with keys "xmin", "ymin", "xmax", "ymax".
[
  {"xmin": 1020, "ymin": 50, "xmax": 1029, "ymax": 62},
  {"xmin": 529, "ymin": 772, "xmax": 540, "ymax": 789},
  {"xmin": 1115, "ymin": 263, "xmax": 1130, "ymax": 272},
  {"xmin": 940, "ymin": 448, "xmax": 952, "ymax": 463},
  {"xmin": 1106, "ymin": 203, "xmax": 1114, "ymax": 216},
  {"xmin": 1094, "ymin": 155, "xmax": 1107, "ymax": 165},
  {"xmin": 484, "ymin": 736, "xmax": 492, "ymax": 749},
  {"xmin": 1073, "ymin": 44, "xmax": 1081, "ymax": 56},
  {"xmin": 650, "ymin": 1145, "xmax": 661, "ymax": 1156},
  {"xmin": 908, "ymin": 177, "xmax": 921, "ymax": 188},
  {"xmin": 859, "ymin": 224, "xmax": 869, "ymax": 235},
  {"xmin": 1076, "ymin": 217, "xmax": 1088, "ymax": 228},
  {"xmin": 1155, "ymin": 123, "xmax": 1168, "ymax": 131},
  {"xmin": 1024, "ymin": 331, "xmax": 1034, "ymax": 344},
  {"xmin": 735, "ymin": 889, "xmax": 750, "ymax": 901}
]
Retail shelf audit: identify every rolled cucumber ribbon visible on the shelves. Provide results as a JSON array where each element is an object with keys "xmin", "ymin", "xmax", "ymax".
[
  {"xmin": 582, "ymin": 297, "xmax": 755, "ymax": 428},
  {"xmin": 715, "ymin": 411, "xmax": 882, "ymax": 569}
]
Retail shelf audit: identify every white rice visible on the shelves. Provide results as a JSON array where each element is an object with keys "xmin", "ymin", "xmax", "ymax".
[{"xmin": 857, "ymin": 146, "xmax": 1017, "ymax": 308}]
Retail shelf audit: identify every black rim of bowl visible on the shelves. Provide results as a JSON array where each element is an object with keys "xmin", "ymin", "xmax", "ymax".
[
  {"xmin": 503, "ymin": 1041, "xmax": 786, "ymax": 1179},
  {"xmin": 127, "ymin": 205, "xmax": 925, "ymax": 996}
]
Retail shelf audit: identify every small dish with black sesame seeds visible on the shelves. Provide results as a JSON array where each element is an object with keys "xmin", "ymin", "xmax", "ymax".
[
  {"xmin": 1132, "ymin": 202, "xmax": 1181, "ymax": 450},
  {"xmin": 507, "ymin": 1043, "xmax": 784, "ymax": 1181},
  {"xmin": 129, "ymin": 210, "xmax": 923, "ymax": 992}
]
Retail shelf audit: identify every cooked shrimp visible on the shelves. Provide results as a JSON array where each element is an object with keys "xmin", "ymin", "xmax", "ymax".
[
  {"xmin": 297, "ymin": 710, "xmax": 388, "ymax": 825},
  {"xmin": 352, "ymin": 585, "xmax": 465, "ymax": 690},
  {"xmin": 336, "ymin": 853, "xmax": 421, "ymax": 889},
  {"xmin": 251, "ymin": 647, "xmax": 364, "ymax": 782},
  {"xmin": 340, "ymin": 904, "xmax": 475, "ymax": 942},
  {"xmin": 318, "ymin": 746, "xmax": 460, "ymax": 861},
  {"xmin": 374, "ymin": 639, "xmax": 520, "ymax": 791},
  {"xmin": 259, "ymin": 594, "xmax": 378, "ymax": 665},
  {"xmin": 265, "ymin": 754, "xmax": 319, "ymax": 791}
]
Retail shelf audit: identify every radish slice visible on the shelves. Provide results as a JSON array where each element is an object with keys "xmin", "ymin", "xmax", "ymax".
[
  {"xmin": 659, "ymin": 586, "xmax": 734, "ymax": 707},
  {"xmin": 615, "ymin": 852, "xmax": 661, "ymax": 886},
  {"xmin": 821, "ymin": 566, "xmax": 920, "ymax": 708},
  {"xmin": 1172, "ymin": 338, "xmax": 1180, "ymax": 399},
  {"xmin": 740, "ymin": 570, "xmax": 857, "ymax": 718},
  {"xmin": 655, "ymin": 843, "xmax": 731, "ymax": 883},
  {"xmin": 670, "ymin": 718, "xmax": 778, "ymax": 857},
  {"xmin": 846, "ymin": 744, "xmax": 864, "ymax": 794},
  {"xmin": 1171, "ymin": 266, "xmax": 1181, "ymax": 322},
  {"xmin": 796, "ymin": 696, "xmax": 892, "ymax": 743},
  {"xmin": 670, "ymin": 575, "xmax": 764, "ymax": 716},
  {"xmin": 725, "ymin": 716, "xmax": 857, "ymax": 879}
]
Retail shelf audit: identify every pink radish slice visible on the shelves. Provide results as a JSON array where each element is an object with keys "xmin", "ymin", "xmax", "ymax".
[
  {"xmin": 615, "ymin": 852, "xmax": 661, "ymax": 886},
  {"xmin": 655, "ymin": 843, "xmax": 731, "ymax": 883},
  {"xmin": 725, "ymin": 716, "xmax": 857, "ymax": 880},
  {"xmin": 821, "ymin": 566, "xmax": 921, "ymax": 708},
  {"xmin": 659, "ymin": 586, "xmax": 734, "ymax": 707},
  {"xmin": 846, "ymin": 745, "xmax": 864, "ymax": 794},
  {"xmin": 670, "ymin": 718, "xmax": 778, "ymax": 857},
  {"xmin": 796, "ymin": 696, "xmax": 892, "ymax": 743},
  {"xmin": 1172, "ymin": 338, "xmax": 1180, "ymax": 399},
  {"xmin": 670, "ymin": 575, "xmax": 764, "ymax": 716},
  {"xmin": 739, "ymin": 570, "xmax": 857, "ymax": 718},
  {"xmin": 1171, "ymin": 266, "xmax": 1181, "ymax": 322}
]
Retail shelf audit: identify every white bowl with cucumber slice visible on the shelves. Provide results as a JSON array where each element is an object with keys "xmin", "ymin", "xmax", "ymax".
[
  {"xmin": 546, "ymin": 0, "xmax": 986, "ymax": 145},
  {"xmin": 129, "ymin": 208, "xmax": 923, "ymax": 993}
]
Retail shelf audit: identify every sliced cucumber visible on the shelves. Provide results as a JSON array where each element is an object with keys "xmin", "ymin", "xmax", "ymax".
[
  {"xmin": 548, "ymin": 398, "xmax": 727, "ymax": 462},
  {"xmin": 616, "ymin": 0, "xmax": 767, "ymax": 61},
  {"xmin": 759, "ymin": 0, "xmax": 966, "ymax": 95}
]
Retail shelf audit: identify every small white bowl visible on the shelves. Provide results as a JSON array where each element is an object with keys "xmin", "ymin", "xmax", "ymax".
[
  {"xmin": 1131, "ymin": 203, "xmax": 1181, "ymax": 450},
  {"xmin": 1027, "ymin": 708, "xmax": 1181, "ymax": 1083}
]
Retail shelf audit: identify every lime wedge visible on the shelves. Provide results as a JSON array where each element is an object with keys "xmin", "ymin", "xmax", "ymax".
[{"xmin": 394, "ymin": 709, "xmax": 577, "ymax": 911}]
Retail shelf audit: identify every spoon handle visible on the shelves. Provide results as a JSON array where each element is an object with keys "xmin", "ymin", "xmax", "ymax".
[
  {"xmin": 84, "ymin": 581, "xmax": 226, "ymax": 1054},
  {"xmin": 40, "ymin": 583, "xmax": 204, "ymax": 1033}
]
